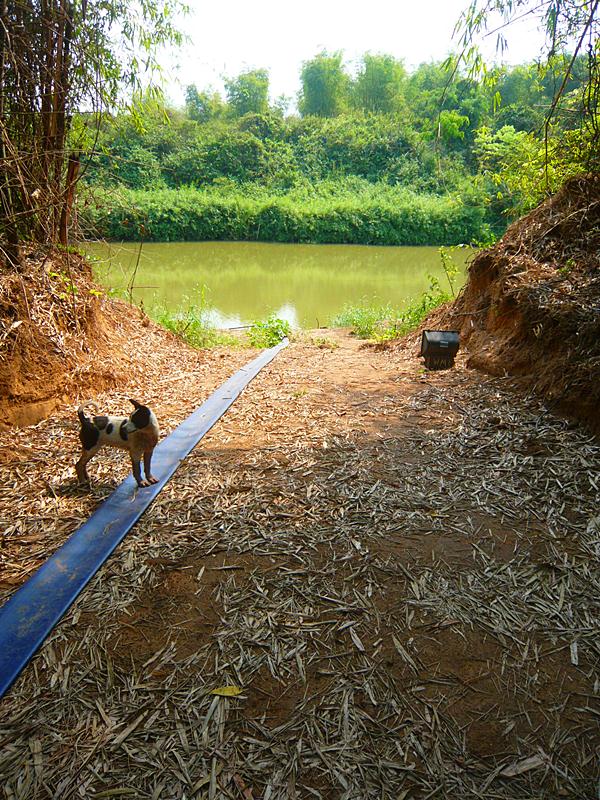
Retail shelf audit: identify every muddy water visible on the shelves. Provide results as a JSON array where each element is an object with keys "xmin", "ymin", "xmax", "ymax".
[{"xmin": 87, "ymin": 241, "xmax": 471, "ymax": 328}]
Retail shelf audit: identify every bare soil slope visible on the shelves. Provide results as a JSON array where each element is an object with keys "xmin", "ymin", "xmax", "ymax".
[
  {"xmin": 438, "ymin": 174, "xmax": 600, "ymax": 432},
  {"xmin": 0, "ymin": 249, "xmax": 178, "ymax": 427}
]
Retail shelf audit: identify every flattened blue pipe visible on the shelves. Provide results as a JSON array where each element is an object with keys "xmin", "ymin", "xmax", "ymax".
[{"xmin": 0, "ymin": 339, "xmax": 288, "ymax": 700}]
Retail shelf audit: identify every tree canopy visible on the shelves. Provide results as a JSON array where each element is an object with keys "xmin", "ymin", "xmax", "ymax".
[
  {"xmin": 224, "ymin": 69, "xmax": 270, "ymax": 117},
  {"xmin": 299, "ymin": 51, "xmax": 350, "ymax": 117},
  {"xmin": 2, "ymin": 0, "xmax": 597, "ymax": 264},
  {"xmin": 352, "ymin": 54, "xmax": 407, "ymax": 114},
  {"xmin": 83, "ymin": 47, "xmax": 593, "ymax": 244}
]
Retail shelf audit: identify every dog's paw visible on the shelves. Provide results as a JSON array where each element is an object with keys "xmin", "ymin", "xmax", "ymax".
[{"xmin": 136, "ymin": 476, "xmax": 158, "ymax": 488}]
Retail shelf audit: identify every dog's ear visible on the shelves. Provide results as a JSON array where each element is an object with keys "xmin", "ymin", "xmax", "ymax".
[{"xmin": 129, "ymin": 399, "xmax": 142, "ymax": 409}]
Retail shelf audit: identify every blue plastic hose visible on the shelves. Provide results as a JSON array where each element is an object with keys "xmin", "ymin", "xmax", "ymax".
[{"xmin": 0, "ymin": 339, "xmax": 288, "ymax": 700}]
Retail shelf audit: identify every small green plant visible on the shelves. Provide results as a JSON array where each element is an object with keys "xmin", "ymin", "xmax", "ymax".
[
  {"xmin": 372, "ymin": 286, "xmax": 450, "ymax": 343},
  {"xmin": 48, "ymin": 269, "xmax": 78, "ymax": 299},
  {"xmin": 558, "ymin": 257, "xmax": 575, "ymax": 276},
  {"xmin": 248, "ymin": 315, "xmax": 291, "ymax": 347},
  {"xmin": 154, "ymin": 289, "xmax": 240, "ymax": 349},
  {"xmin": 311, "ymin": 335, "xmax": 338, "ymax": 349},
  {"xmin": 331, "ymin": 301, "xmax": 396, "ymax": 338},
  {"xmin": 106, "ymin": 285, "xmax": 130, "ymax": 301},
  {"xmin": 156, "ymin": 305, "xmax": 240, "ymax": 348},
  {"xmin": 438, "ymin": 246, "xmax": 459, "ymax": 297}
]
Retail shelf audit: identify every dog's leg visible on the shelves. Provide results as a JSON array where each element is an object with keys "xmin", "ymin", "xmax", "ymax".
[
  {"xmin": 130, "ymin": 453, "xmax": 147, "ymax": 487},
  {"xmin": 76, "ymin": 445, "xmax": 101, "ymax": 484},
  {"xmin": 143, "ymin": 450, "xmax": 159, "ymax": 485}
]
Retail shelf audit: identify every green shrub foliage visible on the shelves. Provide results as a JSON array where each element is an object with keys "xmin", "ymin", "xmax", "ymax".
[
  {"xmin": 248, "ymin": 316, "xmax": 292, "ymax": 347},
  {"xmin": 82, "ymin": 184, "xmax": 489, "ymax": 245},
  {"xmin": 79, "ymin": 53, "xmax": 591, "ymax": 245}
]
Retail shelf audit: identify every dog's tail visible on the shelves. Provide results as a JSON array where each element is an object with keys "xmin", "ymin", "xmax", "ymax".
[{"xmin": 77, "ymin": 401, "xmax": 99, "ymax": 425}]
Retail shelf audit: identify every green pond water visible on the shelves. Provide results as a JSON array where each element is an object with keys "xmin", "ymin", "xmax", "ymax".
[{"xmin": 87, "ymin": 241, "xmax": 471, "ymax": 329}]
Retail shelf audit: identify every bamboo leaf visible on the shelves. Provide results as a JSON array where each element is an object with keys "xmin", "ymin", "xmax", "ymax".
[{"xmin": 210, "ymin": 685, "xmax": 243, "ymax": 696}]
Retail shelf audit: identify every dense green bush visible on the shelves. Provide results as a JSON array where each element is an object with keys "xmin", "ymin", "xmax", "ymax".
[
  {"xmin": 84, "ymin": 108, "xmax": 469, "ymax": 196},
  {"xmin": 81, "ymin": 183, "xmax": 490, "ymax": 245},
  {"xmin": 78, "ymin": 54, "xmax": 591, "ymax": 246}
]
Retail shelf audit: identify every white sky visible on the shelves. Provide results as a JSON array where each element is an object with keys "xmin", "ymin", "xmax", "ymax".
[{"xmin": 162, "ymin": 0, "xmax": 547, "ymax": 109}]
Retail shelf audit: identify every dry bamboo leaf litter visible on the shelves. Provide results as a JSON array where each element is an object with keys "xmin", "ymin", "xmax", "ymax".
[{"xmin": 0, "ymin": 330, "xmax": 599, "ymax": 799}]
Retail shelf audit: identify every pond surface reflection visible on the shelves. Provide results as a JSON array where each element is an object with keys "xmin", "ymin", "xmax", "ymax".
[{"xmin": 87, "ymin": 241, "xmax": 471, "ymax": 328}]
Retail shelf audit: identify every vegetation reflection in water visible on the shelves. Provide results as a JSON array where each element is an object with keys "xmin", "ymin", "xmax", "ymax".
[{"xmin": 87, "ymin": 241, "xmax": 471, "ymax": 329}]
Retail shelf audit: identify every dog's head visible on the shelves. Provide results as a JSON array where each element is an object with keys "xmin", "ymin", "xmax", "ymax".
[{"xmin": 129, "ymin": 399, "xmax": 152, "ymax": 429}]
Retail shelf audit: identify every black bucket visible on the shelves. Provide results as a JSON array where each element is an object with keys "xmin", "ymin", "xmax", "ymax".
[{"xmin": 420, "ymin": 330, "xmax": 460, "ymax": 370}]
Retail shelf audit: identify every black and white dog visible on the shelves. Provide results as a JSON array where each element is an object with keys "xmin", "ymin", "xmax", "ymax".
[{"xmin": 76, "ymin": 399, "xmax": 160, "ymax": 487}]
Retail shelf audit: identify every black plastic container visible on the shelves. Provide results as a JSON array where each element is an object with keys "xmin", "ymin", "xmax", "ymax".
[{"xmin": 420, "ymin": 330, "xmax": 460, "ymax": 370}]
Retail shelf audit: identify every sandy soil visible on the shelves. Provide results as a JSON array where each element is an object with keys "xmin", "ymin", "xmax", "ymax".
[{"xmin": 0, "ymin": 325, "xmax": 598, "ymax": 799}]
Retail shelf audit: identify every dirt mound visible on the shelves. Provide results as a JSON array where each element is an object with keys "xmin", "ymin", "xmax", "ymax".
[
  {"xmin": 441, "ymin": 174, "xmax": 600, "ymax": 432},
  {"xmin": 0, "ymin": 249, "xmax": 148, "ymax": 427}
]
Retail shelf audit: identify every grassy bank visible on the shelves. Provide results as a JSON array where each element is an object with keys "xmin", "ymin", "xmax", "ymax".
[
  {"xmin": 151, "ymin": 302, "xmax": 292, "ymax": 350},
  {"xmin": 81, "ymin": 184, "xmax": 490, "ymax": 246},
  {"xmin": 331, "ymin": 270, "xmax": 454, "ymax": 341},
  {"xmin": 148, "ymin": 280, "xmax": 449, "ymax": 350}
]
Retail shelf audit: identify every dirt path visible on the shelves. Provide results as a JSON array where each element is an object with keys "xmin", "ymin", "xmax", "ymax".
[{"xmin": 1, "ymin": 330, "xmax": 599, "ymax": 799}]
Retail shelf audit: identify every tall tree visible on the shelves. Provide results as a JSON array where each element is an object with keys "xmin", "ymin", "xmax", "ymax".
[
  {"xmin": 185, "ymin": 85, "xmax": 224, "ymax": 123},
  {"xmin": 352, "ymin": 54, "xmax": 406, "ymax": 114},
  {"xmin": 224, "ymin": 69, "xmax": 270, "ymax": 117},
  {"xmin": 298, "ymin": 51, "xmax": 350, "ymax": 117},
  {"xmin": 0, "ymin": 0, "xmax": 183, "ymax": 269}
]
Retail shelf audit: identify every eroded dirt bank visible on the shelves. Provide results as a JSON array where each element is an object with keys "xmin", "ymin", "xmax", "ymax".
[
  {"xmin": 439, "ymin": 174, "xmax": 600, "ymax": 434},
  {"xmin": 0, "ymin": 327, "xmax": 598, "ymax": 799}
]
